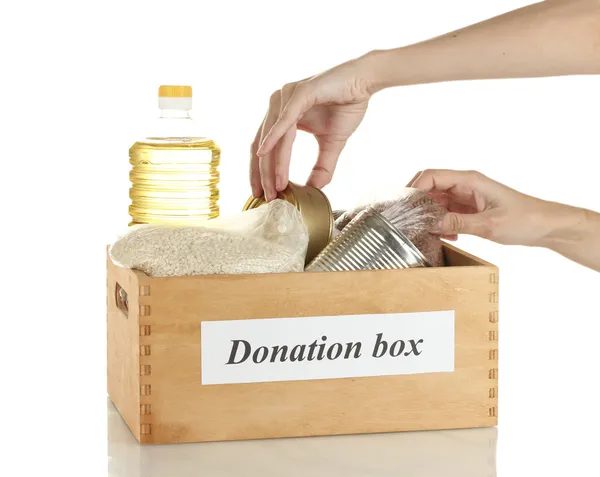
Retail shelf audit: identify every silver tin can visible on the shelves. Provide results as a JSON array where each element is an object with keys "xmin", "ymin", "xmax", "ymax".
[{"xmin": 305, "ymin": 206, "xmax": 431, "ymax": 272}]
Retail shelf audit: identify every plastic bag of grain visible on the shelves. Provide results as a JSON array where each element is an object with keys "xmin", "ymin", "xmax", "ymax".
[
  {"xmin": 334, "ymin": 188, "xmax": 447, "ymax": 267},
  {"xmin": 109, "ymin": 199, "xmax": 309, "ymax": 277}
]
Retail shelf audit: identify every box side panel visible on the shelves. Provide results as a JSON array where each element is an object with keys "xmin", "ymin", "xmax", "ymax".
[
  {"xmin": 107, "ymin": 254, "xmax": 141, "ymax": 442},
  {"xmin": 489, "ymin": 267, "xmax": 499, "ymax": 425},
  {"xmin": 146, "ymin": 256, "xmax": 499, "ymax": 443}
]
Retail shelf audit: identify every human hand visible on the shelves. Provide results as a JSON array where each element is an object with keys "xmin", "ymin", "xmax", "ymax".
[
  {"xmin": 250, "ymin": 53, "xmax": 381, "ymax": 200},
  {"xmin": 407, "ymin": 169, "xmax": 558, "ymax": 247}
]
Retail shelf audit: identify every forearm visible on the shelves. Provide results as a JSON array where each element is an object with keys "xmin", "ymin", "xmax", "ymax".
[
  {"xmin": 535, "ymin": 202, "xmax": 600, "ymax": 272},
  {"xmin": 366, "ymin": 0, "xmax": 600, "ymax": 91}
]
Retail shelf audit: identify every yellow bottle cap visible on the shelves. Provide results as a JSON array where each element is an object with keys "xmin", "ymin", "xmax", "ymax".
[{"xmin": 158, "ymin": 85, "xmax": 192, "ymax": 98}]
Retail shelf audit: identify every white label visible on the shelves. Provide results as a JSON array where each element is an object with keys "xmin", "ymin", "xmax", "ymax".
[{"xmin": 201, "ymin": 311, "xmax": 455, "ymax": 385}]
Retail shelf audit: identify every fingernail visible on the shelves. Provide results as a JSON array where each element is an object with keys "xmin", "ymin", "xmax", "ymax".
[
  {"xmin": 432, "ymin": 220, "xmax": 443, "ymax": 233},
  {"xmin": 251, "ymin": 182, "xmax": 262, "ymax": 198},
  {"xmin": 306, "ymin": 172, "xmax": 318, "ymax": 188},
  {"xmin": 257, "ymin": 142, "xmax": 266, "ymax": 157}
]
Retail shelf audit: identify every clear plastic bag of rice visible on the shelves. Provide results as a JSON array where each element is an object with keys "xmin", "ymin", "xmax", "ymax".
[{"xmin": 109, "ymin": 199, "xmax": 309, "ymax": 277}]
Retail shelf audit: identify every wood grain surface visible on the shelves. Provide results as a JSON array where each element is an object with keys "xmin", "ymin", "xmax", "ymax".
[{"xmin": 107, "ymin": 243, "xmax": 499, "ymax": 444}]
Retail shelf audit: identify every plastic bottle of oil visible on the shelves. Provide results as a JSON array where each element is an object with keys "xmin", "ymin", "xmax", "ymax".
[{"xmin": 128, "ymin": 85, "xmax": 220, "ymax": 225}]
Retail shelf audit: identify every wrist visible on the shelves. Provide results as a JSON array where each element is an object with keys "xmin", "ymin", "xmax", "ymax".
[
  {"xmin": 533, "ymin": 201, "xmax": 592, "ymax": 251},
  {"xmin": 360, "ymin": 48, "xmax": 406, "ymax": 94},
  {"xmin": 361, "ymin": 45, "xmax": 445, "ymax": 94}
]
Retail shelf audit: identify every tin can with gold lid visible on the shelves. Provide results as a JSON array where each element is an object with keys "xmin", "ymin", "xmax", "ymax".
[{"xmin": 243, "ymin": 182, "xmax": 334, "ymax": 264}]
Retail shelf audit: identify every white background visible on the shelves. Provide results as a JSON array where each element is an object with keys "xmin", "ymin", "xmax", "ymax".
[{"xmin": 2, "ymin": 0, "xmax": 599, "ymax": 475}]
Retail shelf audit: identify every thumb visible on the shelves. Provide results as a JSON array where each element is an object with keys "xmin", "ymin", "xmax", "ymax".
[
  {"xmin": 306, "ymin": 138, "xmax": 346, "ymax": 189},
  {"xmin": 435, "ymin": 212, "xmax": 491, "ymax": 238}
]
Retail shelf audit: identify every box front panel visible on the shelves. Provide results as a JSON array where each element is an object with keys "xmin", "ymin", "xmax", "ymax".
[{"xmin": 143, "ymin": 263, "xmax": 498, "ymax": 444}]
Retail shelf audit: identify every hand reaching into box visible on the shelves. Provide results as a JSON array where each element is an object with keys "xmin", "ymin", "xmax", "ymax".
[
  {"xmin": 408, "ymin": 169, "xmax": 600, "ymax": 272},
  {"xmin": 249, "ymin": 0, "xmax": 600, "ymax": 202}
]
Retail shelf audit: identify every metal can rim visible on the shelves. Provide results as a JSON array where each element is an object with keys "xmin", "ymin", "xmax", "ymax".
[{"xmin": 366, "ymin": 207, "xmax": 431, "ymax": 267}]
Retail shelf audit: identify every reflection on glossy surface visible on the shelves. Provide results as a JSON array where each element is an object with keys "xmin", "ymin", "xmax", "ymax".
[{"xmin": 107, "ymin": 399, "xmax": 497, "ymax": 476}]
